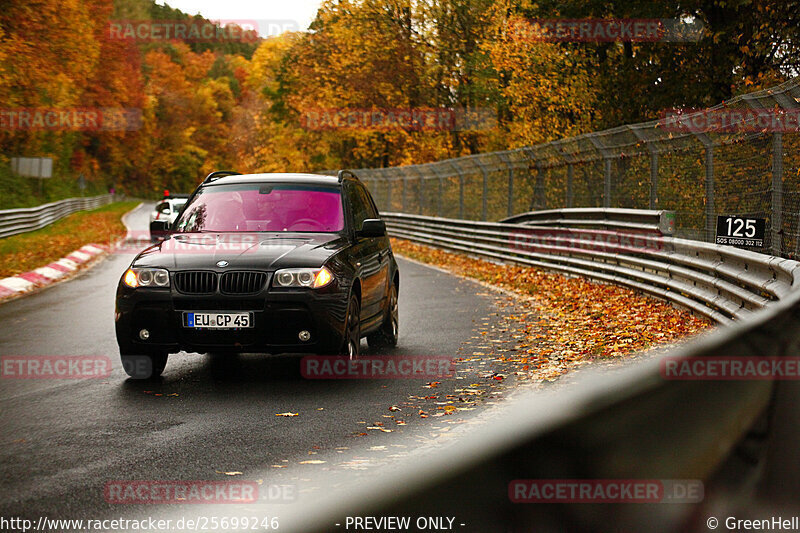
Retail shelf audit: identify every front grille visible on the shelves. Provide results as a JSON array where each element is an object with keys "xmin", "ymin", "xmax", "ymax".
[
  {"xmin": 174, "ymin": 271, "xmax": 217, "ymax": 294},
  {"xmin": 220, "ymin": 271, "xmax": 268, "ymax": 294}
]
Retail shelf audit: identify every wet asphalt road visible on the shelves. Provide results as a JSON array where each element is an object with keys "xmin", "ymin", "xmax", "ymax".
[{"xmin": 0, "ymin": 204, "xmax": 515, "ymax": 527}]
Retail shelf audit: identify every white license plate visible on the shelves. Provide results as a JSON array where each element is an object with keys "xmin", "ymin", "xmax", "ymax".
[{"xmin": 184, "ymin": 312, "xmax": 252, "ymax": 329}]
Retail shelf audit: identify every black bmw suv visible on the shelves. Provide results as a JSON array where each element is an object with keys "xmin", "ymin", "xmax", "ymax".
[{"xmin": 115, "ymin": 170, "xmax": 399, "ymax": 379}]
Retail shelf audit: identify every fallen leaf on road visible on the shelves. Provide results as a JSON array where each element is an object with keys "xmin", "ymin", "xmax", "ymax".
[
  {"xmin": 299, "ymin": 460, "xmax": 326, "ymax": 464},
  {"xmin": 276, "ymin": 412, "xmax": 299, "ymax": 417}
]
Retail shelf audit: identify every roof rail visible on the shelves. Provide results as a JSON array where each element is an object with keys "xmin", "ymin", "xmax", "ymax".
[
  {"xmin": 337, "ymin": 169, "xmax": 358, "ymax": 182},
  {"xmin": 203, "ymin": 170, "xmax": 241, "ymax": 185}
]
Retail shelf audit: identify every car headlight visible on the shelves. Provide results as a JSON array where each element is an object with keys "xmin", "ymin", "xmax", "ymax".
[
  {"xmin": 273, "ymin": 267, "xmax": 333, "ymax": 289},
  {"xmin": 123, "ymin": 268, "xmax": 170, "ymax": 288}
]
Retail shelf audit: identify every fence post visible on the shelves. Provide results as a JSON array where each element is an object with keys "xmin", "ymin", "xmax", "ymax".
[
  {"xmin": 532, "ymin": 164, "xmax": 546, "ymax": 210},
  {"xmin": 772, "ymin": 132, "xmax": 783, "ymax": 256},
  {"xmin": 402, "ymin": 172, "xmax": 408, "ymax": 213},
  {"xmin": 567, "ymin": 164, "xmax": 574, "ymax": 208},
  {"xmin": 528, "ymin": 162, "xmax": 542, "ymax": 211},
  {"xmin": 705, "ymin": 145, "xmax": 715, "ymax": 242},
  {"xmin": 418, "ymin": 171, "xmax": 425, "ymax": 215},
  {"xmin": 385, "ymin": 173, "xmax": 392, "ymax": 212},
  {"xmin": 588, "ymin": 136, "xmax": 612, "ymax": 207},
  {"xmin": 445, "ymin": 162, "xmax": 465, "ymax": 219},
  {"xmin": 649, "ymin": 152, "xmax": 659, "ymax": 209},
  {"xmin": 692, "ymin": 133, "xmax": 715, "ymax": 242},
  {"xmin": 430, "ymin": 164, "xmax": 446, "ymax": 217},
  {"xmin": 473, "ymin": 158, "xmax": 489, "ymax": 221},
  {"xmin": 499, "ymin": 153, "xmax": 514, "ymax": 217},
  {"xmin": 438, "ymin": 172, "xmax": 443, "ymax": 217},
  {"xmin": 627, "ymin": 125, "xmax": 658, "ymax": 209}
]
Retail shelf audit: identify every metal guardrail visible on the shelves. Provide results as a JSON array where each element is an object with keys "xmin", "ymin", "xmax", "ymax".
[
  {"xmin": 0, "ymin": 195, "xmax": 114, "ymax": 239},
  {"xmin": 285, "ymin": 211, "xmax": 800, "ymax": 532},
  {"xmin": 501, "ymin": 207, "xmax": 676, "ymax": 235},
  {"xmin": 383, "ymin": 212, "xmax": 799, "ymax": 325}
]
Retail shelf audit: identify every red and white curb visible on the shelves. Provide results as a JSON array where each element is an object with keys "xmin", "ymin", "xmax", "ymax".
[{"xmin": 0, "ymin": 244, "xmax": 110, "ymax": 299}]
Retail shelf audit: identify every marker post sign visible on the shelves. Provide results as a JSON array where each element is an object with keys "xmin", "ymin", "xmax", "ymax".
[{"xmin": 715, "ymin": 215, "xmax": 765, "ymax": 248}]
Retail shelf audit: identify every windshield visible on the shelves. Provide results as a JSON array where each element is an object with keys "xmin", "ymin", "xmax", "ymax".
[{"xmin": 174, "ymin": 183, "xmax": 344, "ymax": 233}]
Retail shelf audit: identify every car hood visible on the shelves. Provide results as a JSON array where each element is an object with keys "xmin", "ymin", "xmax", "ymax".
[{"xmin": 133, "ymin": 232, "xmax": 348, "ymax": 270}]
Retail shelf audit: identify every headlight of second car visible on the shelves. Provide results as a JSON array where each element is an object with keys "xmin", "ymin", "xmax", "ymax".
[
  {"xmin": 273, "ymin": 267, "xmax": 333, "ymax": 289},
  {"xmin": 123, "ymin": 267, "xmax": 170, "ymax": 288}
]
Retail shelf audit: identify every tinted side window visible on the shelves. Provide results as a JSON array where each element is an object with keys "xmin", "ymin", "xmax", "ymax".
[
  {"xmin": 347, "ymin": 184, "xmax": 369, "ymax": 231},
  {"xmin": 358, "ymin": 186, "xmax": 379, "ymax": 219}
]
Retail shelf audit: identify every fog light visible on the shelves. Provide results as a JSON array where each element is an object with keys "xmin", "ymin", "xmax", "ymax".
[
  {"xmin": 139, "ymin": 329, "xmax": 150, "ymax": 340},
  {"xmin": 298, "ymin": 330, "xmax": 311, "ymax": 342}
]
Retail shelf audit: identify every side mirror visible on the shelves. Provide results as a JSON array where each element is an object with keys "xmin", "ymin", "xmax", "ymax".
[
  {"xmin": 358, "ymin": 219, "xmax": 386, "ymax": 238},
  {"xmin": 150, "ymin": 220, "xmax": 172, "ymax": 242},
  {"xmin": 160, "ymin": 207, "xmax": 171, "ymax": 214}
]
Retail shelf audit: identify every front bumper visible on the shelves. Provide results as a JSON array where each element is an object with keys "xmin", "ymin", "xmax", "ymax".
[{"xmin": 115, "ymin": 281, "xmax": 348, "ymax": 355}]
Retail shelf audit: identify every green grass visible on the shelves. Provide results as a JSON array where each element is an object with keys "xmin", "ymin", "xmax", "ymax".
[{"xmin": 0, "ymin": 201, "xmax": 139, "ymax": 278}]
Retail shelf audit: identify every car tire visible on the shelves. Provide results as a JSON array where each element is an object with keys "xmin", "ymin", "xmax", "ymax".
[
  {"xmin": 367, "ymin": 283, "xmax": 398, "ymax": 349},
  {"xmin": 121, "ymin": 353, "xmax": 168, "ymax": 379},
  {"xmin": 340, "ymin": 294, "xmax": 361, "ymax": 358}
]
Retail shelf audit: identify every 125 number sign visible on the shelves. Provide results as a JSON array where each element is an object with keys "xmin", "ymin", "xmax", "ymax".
[{"xmin": 715, "ymin": 216, "xmax": 765, "ymax": 248}]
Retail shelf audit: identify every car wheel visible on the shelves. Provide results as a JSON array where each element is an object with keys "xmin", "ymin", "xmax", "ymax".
[
  {"xmin": 121, "ymin": 353, "xmax": 168, "ymax": 379},
  {"xmin": 367, "ymin": 283, "xmax": 398, "ymax": 349},
  {"xmin": 341, "ymin": 294, "xmax": 361, "ymax": 358}
]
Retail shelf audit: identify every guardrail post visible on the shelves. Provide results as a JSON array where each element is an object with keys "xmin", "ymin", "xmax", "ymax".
[
  {"xmin": 772, "ymin": 132, "xmax": 783, "ymax": 256},
  {"xmin": 650, "ymin": 152, "xmax": 659, "ymax": 209},
  {"xmin": 567, "ymin": 164, "xmax": 574, "ymax": 208}
]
